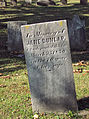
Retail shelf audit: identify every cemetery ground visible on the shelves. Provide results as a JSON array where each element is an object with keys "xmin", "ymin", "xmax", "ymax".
[{"xmin": 0, "ymin": 0, "xmax": 89, "ymax": 118}]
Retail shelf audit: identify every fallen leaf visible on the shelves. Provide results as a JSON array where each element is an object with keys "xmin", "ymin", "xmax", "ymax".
[
  {"xmin": 73, "ymin": 61, "xmax": 87, "ymax": 67},
  {"xmin": 15, "ymin": 74, "xmax": 19, "ymax": 76},
  {"xmin": 22, "ymin": 82, "xmax": 27, "ymax": 85},
  {"xmin": 1, "ymin": 75, "xmax": 11, "ymax": 79},
  {"xmin": 73, "ymin": 69, "xmax": 76, "ymax": 73},
  {"xmin": 16, "ymin": 116, "xmax": 21, "ymax": 119},
  {"xmin": 73, "ymin": 68, "xmax": 83, "ymax": 73},
  {"xmin": 73, "ymin": 69, "xmax": 89, "ymax": 73},
  {"xmin": 0, "ymin": 73, "xmax": 3, "ymax": 76},
  {"xmin": 78, "ymin": 68, "xmax": 83, "ymax": 73},
  {"xmin": 0, "ymin": 84, "xmax": 7, "ymax": 88},
  {"xmin": 82, "ymin": 73, "xmax": 87, "ymax": 76},
  {"xmin": 29, "ymin": 102, "xmax": 32, "ymax": 105},
  {"xmin": 79, "ymin": 61, "xmax": 87, "ymax": 66},
  {"xmin": 83, "ymin": 70, "xmax": 89, "ymax": 73},
  {"xmin": 86, "ymin": 62, "xmax": 89, "ymax": 65},
  {"xmin": 73, "ymin": 63, "xmax": 79, "ymax": 66},
  {"xmin": 34, "ymin": 114, "xmax": 39, "ymax": 119},
  {"xmin": 41, "ymin": 112, "xmax": 45, "ymax": 116},
  {"xmin": 25, "ymin": 72, "xmax": 28, "ymax": 75}
]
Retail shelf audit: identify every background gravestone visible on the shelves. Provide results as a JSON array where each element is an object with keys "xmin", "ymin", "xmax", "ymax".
[
  {"xmin": 21, "ymin": 20, "xmax": 78, "ymax": 113},
  {"xmin": 11, "ymin": 0, "xmax": 17, "ymax": 6},
  {"xmin": 68, "ymin": 15, "xmax": 86, "ymax": 51},
  {"xmin": 25, "ymin": 0, "xmax": 32, "ymax": 6},
  {"xmin": 37, "ymin": 0, "xmax": 56, "ymax": 6},
  {"xmin": 7, "ymin": 21, "xmax": 27, "ymax": 52},
  {"xmin": 60, "ymin": 0, "xmax": 67, "ymax": 5},
  {"xmin": 80, "ymin": 0, "xmax": 88, "ymax": 5},
  {"xmin": 0, "ymin": 0, "xmax": 6, "ymax": 7}
]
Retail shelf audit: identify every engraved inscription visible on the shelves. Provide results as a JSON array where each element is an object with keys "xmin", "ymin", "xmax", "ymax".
[
  {"xmin": 29, "ymin": 49, "xmax": 66, "ymax": 57},
  {"xmin": 24, "ymin": 26, "xmax": 68, "ymax": 72},
  {"xmin": 25, "ymin": 28, "xmax": 66, "ymax": 47},
  {"xmin": 26, "ymin": 36, "xmax": 65, "ymax": 46},
  {"xmin": 29, "ymin": 56, "xmax": 67, "ymax": 71},
  {"xmin": 26, "ymin": 29, "xmax": 65, "ymax": 38}
]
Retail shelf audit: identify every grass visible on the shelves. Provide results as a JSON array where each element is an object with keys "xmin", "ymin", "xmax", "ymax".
[
  {"xmin": 0, "ymin": 56, "xmax": 89, "ymax": 118},
  {"xmin": 0, "ymin": 58, "xmax": 33, "ymax": 119},
  {"xmin": 0, "ymin": 54, "xmax": 89, "ymax": 118},
  {"xmin": 0, "ymin": 0, "xmax": 89, "ymax": 118}
]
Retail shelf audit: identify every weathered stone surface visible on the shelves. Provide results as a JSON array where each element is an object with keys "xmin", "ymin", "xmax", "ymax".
[
  {"xmin": 68, "ymin": 15, "xmax": 86, "ymax": 51},
  {"xmin": 7, "ymin": 21, "xmax": 27, "ymax": 52},
  {"xmin": 21, "ymin": 20, "xmax": 78, "ymax": 113}
]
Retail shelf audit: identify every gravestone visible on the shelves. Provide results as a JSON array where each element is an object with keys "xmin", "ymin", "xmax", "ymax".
[
  {"xmin": 21, "ymin": 20, "xmax": 78, "ymax": 113},
  {"xmin": 80, "ymin": 0, "xmax": 88, "ymax": 5},
  {"xmin": 60, "ymin": 0, "xmax": 67, "ymax": 5},
  {"xmin": 7, "ymin": 21, "xmax": 27, "ymax": 52},
  {"xmin": 37, "ymin": 0, "xmax": 56, "ymax": 6},
  {"xmin": 25, "ymin": 0, "xmax": 32, "ymax": 5},
  {"xmin": 0, "ymin": 1, "xmax": 5, "ymax": 7},
  {"xmin": 11, "ymin": 0, "xmax": 17, "ymax": 6},
  {"xmin": 68, "ymin": 15, "xmax": 86, "ymax": 51}
]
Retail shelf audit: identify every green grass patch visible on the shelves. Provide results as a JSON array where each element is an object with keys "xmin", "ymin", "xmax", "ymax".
[{"xmin": 0, "ymin": 55, "xmax": 89, "ymax": 119}]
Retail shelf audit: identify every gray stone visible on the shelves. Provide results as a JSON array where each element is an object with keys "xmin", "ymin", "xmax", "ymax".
[
  {"xmin": 25, "ymin": 0, "xmax": 32, "ymax": 5},
  {"xmin": 11, "ymin": 0, "xmax": 17, "ymax": 6},
  {"xmin": 80, "ymin": 0, "xmax": 88, "ymax": 5},
  {"xmin": 21, "ymin": 20, "xmax": 78, "ymax": 113},
  {"xmin": 7, "ymin": 21, "xmax": 27, "ymax": 52},
  {"xmin": 60, "ymin": 0, "xmax": 67, "ymax": 5},
  {"xmin": 0, "ymin": 1, "xmax": 5, "ymax": 7},
  {"xmin": 37, "ymin": 0, "xmax": 56, "ymax": 6},
  {"xmin": 68, "ymin": 15, "xmax": 86, "ymax": 51}
]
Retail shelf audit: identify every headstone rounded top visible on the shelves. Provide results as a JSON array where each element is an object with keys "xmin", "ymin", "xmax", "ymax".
[{"xmin": 21, "ymin": 20, "xmax": 66, "ymax": 27}]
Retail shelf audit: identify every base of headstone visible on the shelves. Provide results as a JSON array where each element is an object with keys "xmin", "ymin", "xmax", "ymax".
[
  {"xmin": 32, "ymin": 96, "xmax": 78, "ymax": 113},
  {"xmin": 7, "ymin": 21, "xmax": 27, "ymax": 52}
]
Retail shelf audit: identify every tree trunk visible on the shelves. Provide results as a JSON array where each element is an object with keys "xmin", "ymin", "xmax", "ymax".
[
  {"xmin": 80, "ymin": 0, "xmax": 88, "ymax": 5},
  {"xmin": 60, "ymin": 0, "xmax": 67, "ymax": 5}
]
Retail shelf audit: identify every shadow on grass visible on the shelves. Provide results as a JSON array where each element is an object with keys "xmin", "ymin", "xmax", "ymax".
[
  {"xmin": 77, "ymin": 96, "xmax": 89, "ymax": 110},
  {"xmin": 0, "ymin": 2, "xmax": 89, "ymax": 24},
  {"xmin": 71, "ymin": 52, "xmax": 89, "ymax": 63},
  {"xmin": 0, "ymin": 2, "xmax": 89, "ymax": 52},
  {"xmin": 0, "ymin": 59, "xmax": 11, "ymax": 65},
  {"xmin": 0, "ymin": 65, "xmax": 25, "ymax": 74},
  {"xmin": 0, "ymin": 56, "xmax": 26, "ymax": 74}
]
